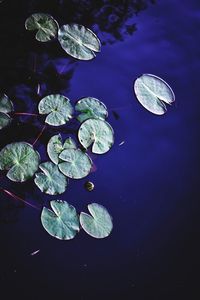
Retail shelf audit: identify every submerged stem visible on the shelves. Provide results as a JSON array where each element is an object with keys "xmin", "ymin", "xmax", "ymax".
[
  {"xmin": 32, "ymin": 125, "xmax": 46, "ymax": 147},
  {"xmin": 1, "ymin": 189, "xmax": 40, "ymax": 210},
  {"xmin": 14, "ymin": 112, "xmax": 39, "ymax": 116}
]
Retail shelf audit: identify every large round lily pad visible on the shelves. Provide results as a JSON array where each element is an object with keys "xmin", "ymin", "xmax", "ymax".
[
  {"xmin": 134, "ymin": 74, "xmax": 175, "ymax": 115},
  {"xmin": 0, "ymin": 94, "xmax": 14, "ymax": 113},
  {"xmin": 78, "ymin": 119, "xmax": 114, "ymax": 154},
  {"xmin": 80, "ymin": 203, "xmax": 113, "ymax": 239},
  {"xmin": 25, "ymin": 13, "xmax": 59, "ymax": 42},
  {"xmin": 41, "ymin": 200, "xmax": 79, "ymax": 240},
  {"xmin": 47, "ymin": 134, "xmax": 76, "ymax": 165},
  {"xmin": 0, "ymin": 112, "xmax": 12, "ymax": 130},
  {"xmin": 59, "ymin": 148, "xmax": 92, "ymax": 179},
  {"xmin": 34, "ymin": 162, "xmax": 68, "ymax": 195},
  {"xmin": 58, "ymin": 24, "xmax": 101, "ymax": 60},
  {"xmin": 38, "ymin": 94, "xmax": 73, "ymax": 126},
  {"xmin": 0, "ymin": 142, "xmax": 40, "ymax": 182},
  {"xmin": 75, "ymin": 97, "xmax": 108, "ymax": 123}
]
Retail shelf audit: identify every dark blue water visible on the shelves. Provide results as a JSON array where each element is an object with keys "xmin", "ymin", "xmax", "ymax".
[{"xmin": 0, "ymin": 1, "xmax": 199, "ymax": 299}]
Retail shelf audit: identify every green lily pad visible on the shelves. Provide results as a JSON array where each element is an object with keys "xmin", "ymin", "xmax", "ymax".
[
  {"xmin": 0, "ymin": 112, "xmax": 12, "ymax": 130},
  {"xmin": 58, "ymin": 24, "xmax": 101, "ymax": 60},
  {"xmin": 78, "ymin": 119, "xmax": 114, "ymax": 154},
  {"xmin": 34, "ymin": 162, "xmax": 68, "ymax": 195},
  {"xmin": 134, "ymin": 74, "xmax": 175, "ymax": 115},
  {"xmin": 25, "ymin": 13, "xmax": 59, "ymax": 42},
  {"xmin": 47, "ymin": 134, "xmax": 76, "ymax": 165},
  {"xmin": 0, "ymin": 94, "xmax": 14, "ymax": 113},
  {"xmin": 0, "ymin": 142, "xmax": 40, "ymax": 182},
  {"xmin": 41, "ymin": 200, "xmax": 80, "ymax": 240},
  {"xmin": 75, "ymin": 97, "xmax": 108, "ymax": 123},
  {"xmin": 58, "ymin": 148, "xmax": 92, "ymax": 179},
  {"xmin": 80, "ymin": 203, "xmax": 113, "ymax": 239},
  {"xmin": 38, "ymin": 94, "xmax": 73, "ymax": 126}
]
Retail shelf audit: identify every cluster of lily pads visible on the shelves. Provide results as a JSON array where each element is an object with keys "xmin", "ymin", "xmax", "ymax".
[
  {"xmin": 25, "ymin": 13, "xmax": 101, "ymax": 60},
  {"xmin": 0, "ymin": 10, "xmax": 176, "ymax": 241},
  {"xmin": 0, "ymin": 93, "xmax": 114, "ymax": 239}
]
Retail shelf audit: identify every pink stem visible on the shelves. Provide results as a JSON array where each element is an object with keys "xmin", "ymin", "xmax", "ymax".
[
  {"xmin": 2, "ymin": 189, "xmax": 40, "ymax": 210},
  {"xmin": 14, "ymin": 112, "xmax": 39, "ymax": 116},
  {"xmin": 32, "ymin": 125, "xmax": 46, "ymax": 147}
]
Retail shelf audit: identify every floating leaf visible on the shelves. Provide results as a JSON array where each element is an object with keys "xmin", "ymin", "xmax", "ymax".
[
  {"xmin": 38, "ymin": 94, "xmax": 73, "ymax": 126},
  {"xmin": 80, "ymin": 203, "xmax": 113, "ymax": 239},
  {"xmin": 41, "ymin": 200, "xmax": 79, "ymax": 240},
  {"xmin": 134, "ymin": 74, "xmax": 175, "ymax": 115},
  {"xmin": 0, "ymin": 142, "xmax": 40, "ymax": 182},
  {"xmin": 0, "ymin": 112, "xmax": 12, "ymax": 130},
  {"xmin": 34, "ymin": 162, "xmax": 68, "ymax": 195},
  {"xmin": 47, "ymin": 134, "xmax": 76, "ymax": 165},
  {"xmin": 25, "ymin": 13, "xmax": 59, "ymax": 42},
  {"xmin": 0, "ymin": 94, "xmax": 14, "ymax": 113},
  {"xmin": 75, "ymin": 97, "xmax": 108, "ymax": 123},
  {"xmin": 78, "ymin": 119, "xmax": 114, "ymax": 154},
  {"xmin": 58, "ymin": 24, "xmax": 101, "ymax": 60},
  {"xmin": 59, "ymin": 149, "xmax": 92, "ymax": 179}
]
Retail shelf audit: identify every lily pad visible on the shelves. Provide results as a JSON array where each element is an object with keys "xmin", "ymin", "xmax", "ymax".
[
  {"xmin": 0, "ymin": 94, "xmax": 14, "ymax": 113},
  {"xmin": 80, "ymin": 203, "xmax": 113, "ymax": 239},
  {"xmin": 41, "ymin": 200, "xmax": 79, "ymax": 240},
  {"xmin": 78, "ymin": 119, "xmax": 114, "ymax": 154},
  {"xmin": 0, "ymin": 142, "xmax": 40, "ymax": 182},
  {"xmin": 25, "ymin": 13, "xmax": 59, "ymax": 42},
  {"xmin": 58, "ymin": 24, "xmax": 101, "ymax": 60},
  {"xmin": 0, "ymin": 112, "xmax": 12, "ymax": 130},
  {"xmin": 59, "ymin": 149, "xmax": 92, "ymax": 179},
  {"xmin": 38, "ymin": 94, "xmax": 73, "ymax": 126},
  {"xmin": 34, "ymin": 162, "xmax": 68, "ymax": 195},
  {"xmin": 75, "ymin": 97, "xmax": 108, "ymax": 123},
  {"xmin": 134, "ymin": 74, "xmax": 175, "ymax": 115},
  {"xmin": 47, "ymin": 134, "xmax": 76, "ymax": 165}
]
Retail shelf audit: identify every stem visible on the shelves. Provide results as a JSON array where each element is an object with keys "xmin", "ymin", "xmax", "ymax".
[
  {"xmin": 32, "ymin": 125, "xmax": 46, "ymax": 147},
  {"xmin": 14, "ymin": 112, "xmax": 39, "ymax": 117},
  {"xmin": 37, "ymin": 83, "xmax": 40, "ymax": 95},
  {"xmin": 1, "ymin": 189, "xmax": 40, "ymax": 210}
]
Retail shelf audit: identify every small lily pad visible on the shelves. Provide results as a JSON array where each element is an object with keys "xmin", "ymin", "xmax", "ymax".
[
  {"xmin": 59, "ymin": 148, "xmax": 92, "ymax": 179},
  {"xmin": 75, "ymin": 97, "xmax": 108, "ymax": 123},
  {"xmin": 0, "ymin": 94, "xmax": 14, "ymax": 113},
  {"xmin": 78, "ymin": 119, "xmax": 114, "ymax": 154},
  {"xmin": 80, "ymin": 203, "xmax": 113, "ymax": 239},
  {"xmin": 0, "ymin": 142, "xmax": 40, "ymax": 182},
  {"xmin": 58, "ymin": 24, "xmax": 101, "ymax": 60},
  {"xmin": 0, "ymin": 112, "xmax": 12, "ymax": 130},
  {"xmin": 47, "ymin": 134, "xmax": 76, "ymax": 165},
  {"xmin": 134, "ymin": 74, "xmax": 175, "ymax": 115},
  {"xmin": 25, "ymin": 13, "xmax": 59, "ymax": 42},
  {"xmin": 41, "ymin": 200, "xmax": 79, "ymax": 240},
  {"xmin": 34, "ymin": 162, "xmax": 68, "ymax": 195},
  {"xmin": 38, "ymin": 94, "xmax": 73, "ymax": 126}
]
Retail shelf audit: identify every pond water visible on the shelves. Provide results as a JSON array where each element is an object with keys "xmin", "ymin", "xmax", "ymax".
[{"xmin": 0, "ymin": 0, "xmax": 199, "ymax": 299}]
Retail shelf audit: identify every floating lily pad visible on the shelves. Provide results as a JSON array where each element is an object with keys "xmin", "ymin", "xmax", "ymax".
[
  {"xmin": 25, "ymin": 13, "xmax": 59, "ymax": 42},
  {"xmin": 59, "ymin": 148, "xmax": 92, "ymax": 179},
  {"xmin": 78, "ymin": 119, "xmax": 114, "ymax": 154},
  {"xmin": 0, "ymin": 94, "xmax": 14, "ymax": 113},
  {"xmin": 41, "ymin": 200, "xmax": 79, "ymax": 240},
  {"xmin": 34, "ymin": 162, "xmax": 68, "ymax": 195},
  {"xmin": 58, "ymin": 24, "xmax": 101, "ymax": 60},
  {"xmin": 0, "ymin": 142, "xmax": 40, "ymax": 182},
  {"xmin": 38, "ymin": 94, "xmax": 73, "ymax": 126},
  {"xmin": 80, "ymin": 203, "xmax": 113, "ymax": 239},
  {"xmin": 0, "ymin": 112, "xmax": 12, "ymax": 130},
  {"xmin": 75, "ymin": 97, "xmax": 108, "ymax": 123},
  {"xmin": 47, "ymin": 134, "xmax": 76, "ymax": 165},
  {"xmin": 134, "ymin": 74, "xmax": 175, "ymax": 115}
]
